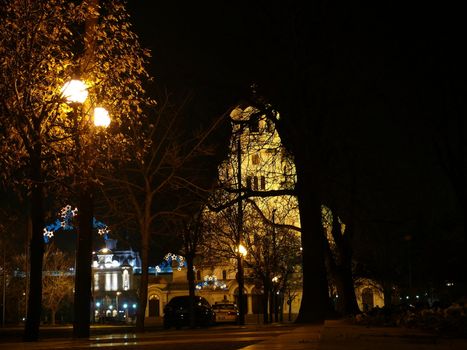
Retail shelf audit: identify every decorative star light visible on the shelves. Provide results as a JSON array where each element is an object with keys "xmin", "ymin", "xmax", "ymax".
[
  {"xmin": 155, "ymin": 253, "xmax": 187, "ymax": 273},
  {"xmin": 98, "ymin": 227, "xmax": 110, "ymax": 236},
  {"xmin": 196, "ymin": 274, "xmax": 227, "ymax": 290},
  {"xmin": 43, "ymin": 204, "xmax": 110, "ymax": 243},
  {"xmin": 43, "ymin": 228, "xmax": 54, "ymax": 239}
]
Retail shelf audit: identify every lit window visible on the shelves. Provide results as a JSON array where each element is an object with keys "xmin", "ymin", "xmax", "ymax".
[
  {"xmin": 122, "ymin": 269, "xmax": 130, "ymax": 291},
  {"xmin": 94, "ymin": 274, "xmax": 99, "ymax": 291},
  {"xmin": 112, "ymin": 272, "xmax": 118, "ymax": 291},
  {"xmin": 105, "ymin": 273, "xmax": 111, "ymax": 291}
]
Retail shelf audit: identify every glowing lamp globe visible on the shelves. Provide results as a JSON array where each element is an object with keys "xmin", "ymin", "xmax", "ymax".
[
  {"xmin": 237, "ymin": 244, "xmax": 247, "ymax": 257},
  {"xmin": 61, "ymin": 80, "xmax": 88, "ymax": 103},
  {"xmin": 94, "ymin": 107, "xmax": 111, "ymax": 127}
]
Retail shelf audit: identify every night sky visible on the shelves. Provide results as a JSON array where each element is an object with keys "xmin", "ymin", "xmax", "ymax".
[
  {"xmin": 1, "ymin": 2, "xmax": 464, "ymax": 286},
  {"xmin": 125, "ymin": 1, "xmax": 466, "ymax": 285}
]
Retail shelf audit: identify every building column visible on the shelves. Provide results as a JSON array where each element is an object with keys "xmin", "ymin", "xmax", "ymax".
[
  {"xmin": 145, "ymin": 297, "xmax": 149, "ymax": 317},
  {"xmin": 247, "ymin": 294, "xmax": 253, "ymax": 314}
]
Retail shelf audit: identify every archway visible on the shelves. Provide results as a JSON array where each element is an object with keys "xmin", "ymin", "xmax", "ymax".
[
  {"xmin": 251, "ymin": 287, "xmax": 264, "ymax": 314},
  {"xmin": 362, "ymin": 288, "xmax": 374, "ymax": 312},
  {"xmin": 148, "ymin": 295, "xmax": 160, "ymax": 317}
]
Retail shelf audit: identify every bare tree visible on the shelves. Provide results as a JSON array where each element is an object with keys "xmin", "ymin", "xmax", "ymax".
[
  {"xmin": 42, "ymin": 244, "xmax": 74, "ymax": 325},
  {"xmin": 101, "ymin": 93, "xmax": 225, "ymax": 331}
]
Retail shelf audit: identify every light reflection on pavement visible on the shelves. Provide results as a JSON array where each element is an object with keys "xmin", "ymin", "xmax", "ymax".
[{"xmin": 1, "ymin": 326, "xmax": 294, "ymax": 350}]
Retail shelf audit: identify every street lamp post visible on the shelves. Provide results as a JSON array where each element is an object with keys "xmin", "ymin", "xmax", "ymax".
[
  {"xmin": 235, "ymin": 135, "xmax": 246, "ymax": 325},
  {"xmin": 271, "ymin": 209, "xmax": 278, "ymax": 322},
  {"xmin": 123, "ymin": 303, "xmax": 128, "ymax": 320},
  {"xmin": 2, "ymin": 244, "xmax": 6, "ymax": 328},
  {"xmin": 116, "ymin": 291, "xmax": 121, "ymax": 319},
  {"xmin": 61, "ymin": 79, "xmax": 110, "ymax": 338}
]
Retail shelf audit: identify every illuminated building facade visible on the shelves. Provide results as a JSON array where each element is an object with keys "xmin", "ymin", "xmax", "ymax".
[{"xmin": 91, "ymin": 239, "xmax": 140, "ymax": 322}]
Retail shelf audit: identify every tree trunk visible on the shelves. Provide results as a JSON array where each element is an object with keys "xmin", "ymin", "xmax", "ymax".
[
  {"xmin": 73, "ymin": 188, "xmax": 94, "ymax": 338},
  {"xmin": 329, "ymin": 206, "xmax": 359, "ymax": 316},
  {"xmin": 382, "ymin": 281, "xmax": 393, "ymax": 308},
  {"xmin": 136, "ymin": 229, "xmax": 149, "ymax": 331},
  {"xmin": 24, "ymin": 151, "xmax": 44, "ymax": 342},
  {"xmin": 339, "ymin": 257, "xmax": 359, "ymax": 314},
  {"xmin": 288, "ymin": 294, "xmax": 292, "ymax": 321},
  {"xmin": 278, "ymin": 292, "xmax": 283, "ymax": 322},
  {"xmin": 294, "ymin": 167, "xmax": 328, "ymax": 324},
  {"xmin": 268, "ymin": 288, "xmax": 274, "ymax": 323},
  {"xmin": 186, "ymin": 254, "xmax": 196, "ymax": 328},
  {"xmin": 262, "ymin": 277, "xmax": 270, "ymax": 324},
  {"xmin": 51, "ymin": 308, "xmax": 56, "ymax": 326},
  {"xmin": 72, "ymin": 0, "xmax": 98, "ymax": 338},
  {"xmin": 237, "ymin": 255, "xmax": 245, "ymax": 325}
]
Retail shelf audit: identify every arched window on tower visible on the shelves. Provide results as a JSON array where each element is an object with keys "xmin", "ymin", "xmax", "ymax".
[
  {"xmin": 260, "ymin": 176, "xmax": 266, "ymax": 190},
  {"xmin": 246, "ymin": 176, "xmax": 252, "ymax": 189}
]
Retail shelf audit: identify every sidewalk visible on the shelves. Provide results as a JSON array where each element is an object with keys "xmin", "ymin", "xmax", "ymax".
[
  {"xmin": 241, "ymin": 320, "xmax": 467, "ymax": 350},
  {"xmin": 2, "ymin": 320, "xmax": 466, "ymax": 349},
  {"xmin": 241, "ymin": 324, "xmax": 322, "ymax": 349}
]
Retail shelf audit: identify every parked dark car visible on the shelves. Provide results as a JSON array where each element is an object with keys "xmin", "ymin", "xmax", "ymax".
[{"xmin": 163, "ymin": 296, "xmax": 216, "ymax": 329}]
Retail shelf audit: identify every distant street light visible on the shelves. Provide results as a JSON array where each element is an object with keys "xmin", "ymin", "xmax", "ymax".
[{"xmin": 237, "ymin": 244, "xmax": 247, "ymax": 257}]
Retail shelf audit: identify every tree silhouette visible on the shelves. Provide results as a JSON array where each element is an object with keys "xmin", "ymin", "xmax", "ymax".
[{"xmin": 41, "ymin": 245, "xmax": 74, "ymax": 325}]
